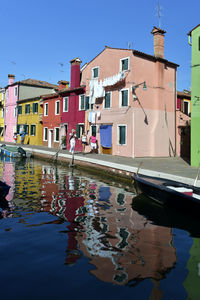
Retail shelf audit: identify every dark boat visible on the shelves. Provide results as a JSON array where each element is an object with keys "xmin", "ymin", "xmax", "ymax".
[
  {"xmin": 0, "ymin": 180, "xmax": 10, "ymax": 200},
  {"xmin": 133, "ymin": 173, "xmax": 200, "ymax": 214}
]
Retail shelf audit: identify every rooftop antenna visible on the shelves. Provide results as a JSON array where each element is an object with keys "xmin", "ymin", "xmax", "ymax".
[
  {"xmin": 127, "ymin": 42, "xmax": 132, "ymax": 49},
  {"xmin": 156, "ymin": 1, "xmax": 163, "ymax": 28}
]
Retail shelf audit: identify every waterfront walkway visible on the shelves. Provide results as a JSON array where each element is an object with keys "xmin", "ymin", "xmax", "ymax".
[{"xmin": 1, "ymin": 142, "xmax": 199, "ymax": 185}]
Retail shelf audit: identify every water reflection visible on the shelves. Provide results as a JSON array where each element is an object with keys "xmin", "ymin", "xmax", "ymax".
[{"xmin": 0, "ymin": 157, "xmax": 196, "ymax": 299}]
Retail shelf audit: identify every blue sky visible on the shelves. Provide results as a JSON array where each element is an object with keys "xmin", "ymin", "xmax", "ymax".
[{"xmin": 0, "ymin": 0, "xmax": 199, "ymax": 91}]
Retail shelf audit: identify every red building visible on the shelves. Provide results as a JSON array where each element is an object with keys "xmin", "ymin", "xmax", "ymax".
[
  {"xmin": 59, "ymin": 58, "xmax": 86, "ymax": 152},
  {"xmin": 42, "ymin": 81, "xmax": 68, "ymax": 148}
]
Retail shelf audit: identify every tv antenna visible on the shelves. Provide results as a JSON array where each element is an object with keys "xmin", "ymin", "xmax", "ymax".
[
  {"xmin": 127, "ymin": 42, "xmax": 132, "ymax": 49},
  {"xmin": 156, "ymin": 1, "xmax": 163, "ymax": 28}
]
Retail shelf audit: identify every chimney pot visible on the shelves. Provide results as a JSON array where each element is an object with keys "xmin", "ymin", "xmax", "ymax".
[{"xmin": 151, "ymin": 27, "xmax": 166, "ymax": 59}]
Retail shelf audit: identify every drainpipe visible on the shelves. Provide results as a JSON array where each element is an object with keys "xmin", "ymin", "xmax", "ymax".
[{"xmin": 188, "ymin": 35, "xmax": 192, "ymax": 46}]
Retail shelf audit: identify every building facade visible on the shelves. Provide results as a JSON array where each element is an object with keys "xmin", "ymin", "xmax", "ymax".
[
  {"xmin": 188, "ymin": 24, "xmax": 200, "ymax": 166},
  {"xmin": 4, "ymin": 75, "xmax": 57, "ymax": 143},
  {"xmin": 17, "ymin": 96, "xmax": 43, "ymax": 145},
  {"xmin": 0, "ymin": 88, "xmax": 5, "ymax": 141},
  {"xmin": 81, "ymin": 27, "xmax": 178, "ymax": 158}
]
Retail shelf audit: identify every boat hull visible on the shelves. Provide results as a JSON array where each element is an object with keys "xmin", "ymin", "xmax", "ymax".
[{"xmin": 133, "ymin": 173, "xmax": 200, "ymax": 214}]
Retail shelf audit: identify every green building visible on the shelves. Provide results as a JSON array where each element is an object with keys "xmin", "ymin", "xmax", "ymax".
[{"xmin": 188, "ymin": 24, "xmax": 200, "ymax": 167}]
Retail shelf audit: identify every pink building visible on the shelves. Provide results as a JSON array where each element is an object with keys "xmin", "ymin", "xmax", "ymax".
[
  {"xmin": 81, "ymin": 27, "xmax": 179, "ymax": 157},
  {"xmin": 59, "ymin": 58, "xmax": 86, "ymax": 152},
  {"xmin": 4, "ymin": 75, "xmax": 57, "ymax": 142}
]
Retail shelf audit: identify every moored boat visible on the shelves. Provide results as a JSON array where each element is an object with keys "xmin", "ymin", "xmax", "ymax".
[
  {"xmin": 0, "ymin": 145, "xmax": 32, "ymax": 158},
  {"xmin": 133, "ymin": 173, "xmax": 200, "ymax": 214},
  {"xmin": 0, "ymin": 180, "xmax": 10, "ymax": 200}
]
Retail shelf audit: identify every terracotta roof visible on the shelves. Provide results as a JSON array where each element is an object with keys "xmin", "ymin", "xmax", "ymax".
[
  {"xmin": 84, "ymin": 46, "xmax": 179, "ymax": 69},
  {"xmin": 177, "ymin": 90, "xmax": 191, "ymax": 98},
  {"xmin": 58, "ymin": 85, "xmax": 85, "ymax": 95},
  {"xmin": 41, "ymin": 92, "xmax": 59, "ymax": 100},
  {"xmin": 6, "ymin": 78, "xmax": 58, "ymax": 89}
]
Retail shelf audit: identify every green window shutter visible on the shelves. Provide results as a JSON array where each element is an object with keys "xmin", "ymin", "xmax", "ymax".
[
  {"xmin": 105, "ymin": 92, "xmax": 111, "ymax": 108},
  {"xmin": 121, "ymin": 90, "xmax": 128, "ymax": 106},
  {"xmin": 119, "ymin": 126, "xmax": 126, "ymax": 144},
  {"xmin": 85, "ymin": 96, "xmax": 89, "ymax": 110}
]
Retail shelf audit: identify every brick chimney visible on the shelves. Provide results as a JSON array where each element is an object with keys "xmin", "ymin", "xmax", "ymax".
[
  {"xmin": 70, "ymin": 58, "xmax": 82, "ymax": 89},
  {"xmin": 151, "ymin": 27, "xmax": 166, "ymax": 59},
  {"xmin": 58, "ymin": 80, "xmax": 69, "ymax": 91},
  {"xmin": 8, "ymin": 74, "xmax": 15, "ymax": 85}
]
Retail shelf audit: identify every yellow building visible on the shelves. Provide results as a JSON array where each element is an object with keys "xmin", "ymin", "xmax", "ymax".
[
  {"xmin": 17, "ymin": 96, "xmax": 43, "ymax": 145},
  {"xmin": 0, "ymin": 88, "xmax": 5, "ymax": 141}
]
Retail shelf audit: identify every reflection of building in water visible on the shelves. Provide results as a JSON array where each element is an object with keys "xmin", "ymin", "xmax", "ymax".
[
  {"xmin": 77, "ymin": 185, "xmax": 176, "ymax": 286},
  {"xmin": 183, "ymin": 238, "xmax": 200, "ymax": 299},
  {"xmin": 40, "ymin": 168, "xmax": 86, "ymax": 265},
  {"xmin": 14, "ymin": 160, "xmax": 42, "ymax": 207},
  {"xmin": 0, "ymin": 160, "xmax": 16, "ymax": 217}
]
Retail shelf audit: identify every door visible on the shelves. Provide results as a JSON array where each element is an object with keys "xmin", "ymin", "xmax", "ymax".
[
  {"xmin": 100, "ymin": 125, "xmax": 112, "ymax": 154},
  {"xmin": 48, "ymin": 129, "xmax": 53, "ymax": 148}
]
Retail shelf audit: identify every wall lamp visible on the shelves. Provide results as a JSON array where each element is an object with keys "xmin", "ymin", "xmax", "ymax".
[{"xmin": 132, "ymin": 81, "xmax": 147, "ymax": 93}]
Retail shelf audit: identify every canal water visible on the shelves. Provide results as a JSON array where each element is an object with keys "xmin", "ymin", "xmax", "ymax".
[{"xmin": 0, "ymin": 156, "xmax": 200, "ymax": 300}]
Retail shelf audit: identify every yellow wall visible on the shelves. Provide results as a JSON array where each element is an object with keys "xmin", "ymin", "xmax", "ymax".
[
  {"xmin": 17, "ymin": 98, "xmax": 43, "ymax": 145},
  {"xmin": 0, "ymin": 90, "xmax": 5, "ymax": 141}
]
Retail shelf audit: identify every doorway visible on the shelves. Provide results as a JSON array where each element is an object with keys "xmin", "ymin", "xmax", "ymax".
[{"xmin": 48, "ymin": 129, "xmax": 53, "ymax": 148}]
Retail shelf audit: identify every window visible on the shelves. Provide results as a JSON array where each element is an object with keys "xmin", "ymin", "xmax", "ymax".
[
  {"xmin": 43, "ymin": 127, "xmax": 48, "ymax": 141},
  {"xmin": 120, "ymin": 89, "xmax": 129, "ymax": 107},
  {"xmin": 120, "ymin": 57, "xmax": 129, "ymax": 71},
  {"xmin": 91, "ymin": 125, "xmax": 97, "ymax": 137},
  {"xmin": 54, "ymin": 127, "xmax": 60, "ymax": 142},
  {"xmin": 118, "ymin": 125, "xmax": 126, "ymax": 145},
  {"xmin": 44, "ymin": 103, "xmax": 48, "ymax": 116},
  {"xmin": 31, "ymin": 125, "xmax": 36, "ymax": 136},
  {"xmin": 104, "ymin": 92, "xmax": 111, "ymax": 109},
  {"xmin": 1, "ymin": 108, "xmax": 4, "ymax": 118},
  {"xmin": 183, "ymin": 101, "xmax": 189, "ymax": 115},
  {"xmin": 63, "ymin": 97, "xmax": 69, "ymax": 112},
  {"xmin": 76, "ymin": 124, "xmax": 84, "ymax": 138},
  {"xmin": 14, "ymin": 107, "xmax": 17, "ymax": 117},
  {"xmin": 92, "ymin": 67, "xmax": 99, "ymax": 79},
  {"xmin": 14, "ymin": 87, "xmax": 18, "ymax": 97},
  {"xmin": 55, "ymin": 100, "xmax": 60, "ymax": 115},
  {"xmin": 85, "ymin": 96, "xmax": 90, "ymax": 110},
  {"xmin": 79, "ymin": 95, "xmax": 85, "ymax": 110},
  {"xmin": 25, "ymin": 104, "xmax": 30, "ymax": 114},
  {"xmin": 18, "ymin": 105, "xmax": 22, "ymax": 115},
  {"xmin": 25, "ymin": 125, "xmax": 29, "ymax": 135},
  {"xmin": 33, "ymin": 103, "xmax": 38, "ymax": 113}
]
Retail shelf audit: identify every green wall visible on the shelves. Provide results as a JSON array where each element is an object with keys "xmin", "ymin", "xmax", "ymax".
[{"xmin": 190, "ymin": 26, "xmax": 200, "ymax": 166}]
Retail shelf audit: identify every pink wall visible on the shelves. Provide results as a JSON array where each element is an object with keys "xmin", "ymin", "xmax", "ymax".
[
  {"xmin": 81, "ymin": 48, "xmax": 176, "ymax": 157},
  {"xmin": 4, "ymin": 83, "xmax": 18, "ymax": 142},
  {"xmin": 81, "ymin": 47, "xmax": 177, "ymax": 157}
]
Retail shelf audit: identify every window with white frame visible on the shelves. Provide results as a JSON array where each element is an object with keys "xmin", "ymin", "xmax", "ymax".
[
  {"xmin": 55, "ymin": 100, "xmax": 60, "ymax": 115},
  {"xmin": 33, "ymin": 102, "xmax": 38, "ymax": 113},
  {"xmin": 104, "ymin": 92, "xmax": 111, "ymax": 109},
  {"xmin": 14, "ymin": 87, "xmax": 18, "ymax": 97},
  {"xmin": 63, "ymin": 97, "xmax": 69, "ymax": 112},
  {"xmin": 44, "ymin": 103, "xmax": 48, "ymax": 116},
  {"xmin": 92, "ymin": 67, "xmax": 99, "ymax": 79},
  {"xmin": 18, "ymin": 105, "xmax": 22, "ymax": 115},
  {"xmin": 54, "ymin": 127, "xmax": 60, "ymax": 142},
  {"xmin": 79, "ymin": 94, "xmax": 85, "ymax": 110},
  {"xmin": 183, "ymin": 101, "xmax": 190, "ymax": 115},
  {"xmin": 120, "ymin": 57, "xmax": 129, "ymax": 72},
  {"xmin": 31, "ymin": 125, "xmax": 36, "ymax": 136},
  {"xmin": 76, "ymin": 124, "xmax": 84, "ymax": 138},
  {"xmin": 120, "ymin": 89, "xmax": 129, "ymax": 107},
  {"xmin": 25, "ymin": 104, "xmax": 30, "ymax": 114},
  {"xmin": 14, "ymin": 106, "xmax": 17, "ymax": 117},
  {"xmin": 1, "ymin": 108, "xmax": 4, "ymax": 118},
  {"xmin": 118, "ymin": 125, "xmax": 127, "ymax": 145},
  {"xmin": 43, "ymin": 127, "xmax": 48, "ymax": 141}
]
